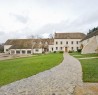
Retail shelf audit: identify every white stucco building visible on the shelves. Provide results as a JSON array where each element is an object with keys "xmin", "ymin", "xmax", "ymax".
[
  {"xmin": 4, "ymin": 32, "xmax": 86, "ymax": 54},
  {"xmin": 81, "ymin": 30, "xmax": 98, "ymax": 54},
  {"xmin": 52, "ymin": 33, "xmax": 85, "ymax": 52}
]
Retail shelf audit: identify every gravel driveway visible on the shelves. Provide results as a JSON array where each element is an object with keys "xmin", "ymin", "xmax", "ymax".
[{"xmin": 0, "ymin": 53, "xmax": 83, "ymax": 95}]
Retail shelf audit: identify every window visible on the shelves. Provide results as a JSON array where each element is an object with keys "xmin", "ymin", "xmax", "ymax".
[
  {"xmin": 77, "ymin": 47, "xmax": 79, "ymax": 50},
  {"xmin": 60, "ymin": 47, "xmax": 62, "ymax": 50},
  {"xmin": 56, "ymin": 47, "xmax": 58, "ymax": 50},
  {"xmin": 27, "ymin": 50, "xmax": 31, "ymax": 54},
  {"xmin": 52, "ymin": 48, "xmax": 53, "ymax": 51},
  {"xmin": 76, "ymin": 41, "xmax": 78, "ymax": 44},
  {"xmin": 71, "ymin": 47, "xmax": 73, "ymax": 50},
  {"xmin": 22, "ymin": 50, "xmax": 25, "ymax": 54},
  {"xmin": 6, "ymin": 49, "xmax": 9, "ymax": 51},
  {"xmin": 35, "ymin": 49, "xmax": 39, "ymax": 52},
  {"xmin": 16, "ymin": 50, "xmax": 20, "ymax": 54},
  {"xmin": 66, "ymin": 41, "xmax": 68, "ymax": 44},
  {"xmin": 71, "ymin": 41, "xmax": 73, "ymax": 44},
  {"xmin": 60, "ymin": 41, "xmax": 63, "ymax": 44},
  {"xmin": 56, "ymin": 41, "xmax": 58, "ymax": 44}
]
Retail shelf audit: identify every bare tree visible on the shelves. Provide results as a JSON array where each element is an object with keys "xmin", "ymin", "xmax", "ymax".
[
  {"xmin": 28, "ymin": 34, "xmax": 42, "ymax": 39},
  {"xmin": 49, "ymin": 33, "xmax": 54, "ymax": 38},
  {"xmin": 36, "ymin": 35, "xmax": 42, "ymax": 39},
  {"xmin": 28, "ymin": 35, "xmax": 35, "ymax": 39}
]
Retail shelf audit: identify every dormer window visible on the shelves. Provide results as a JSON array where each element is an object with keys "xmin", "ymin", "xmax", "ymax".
[
  {"xmin": 40, "ymin": 41, "xmax": 42, "ymax": 44},
  {"xmin": 45, "ymin": 42, "xmax": 48, "ymax": 44},
  {"xmin": 33, "ymin": 42, "xmax": 37, "ymax": 44}
]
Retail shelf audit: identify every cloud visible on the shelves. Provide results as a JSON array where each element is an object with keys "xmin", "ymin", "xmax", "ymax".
[
  {"xmin": 36, "ymin": 11, "xmax": 98, "ymax": 35},
  {"xmin": 10, "ymin": 13, "xmax": 29, "ymax": 24},
  {"xmin": 0, "ymin": 0, "xmax": 98, "ymax": 43},
  {"xmin": 0, "ymin": 31, "xmax": 5, "ymax": 35}
]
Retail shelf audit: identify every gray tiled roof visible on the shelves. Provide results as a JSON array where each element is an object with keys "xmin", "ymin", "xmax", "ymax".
[
  {"xmin": 55, "ymin": 32, "xmax": 86, "ymax": 39},
  {"xmin": 5, "ymin": 39, "xmax": 54, "ymax": 49}
]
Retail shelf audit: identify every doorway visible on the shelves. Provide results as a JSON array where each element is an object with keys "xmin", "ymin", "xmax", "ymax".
[{"xmin": 65, "ymin": 47, "xmax": 68, "ymax": 52}]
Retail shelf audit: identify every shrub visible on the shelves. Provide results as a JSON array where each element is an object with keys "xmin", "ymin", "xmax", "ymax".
[
  {"xmin": 42, "ymin": 51, "xmax": 45, "ymax": 54},
  {"xmin": 59, "ymin": 51, "xmax": 64, "ymax": 53},
  {"xmin": 77, "ymin": 49, "xmax": 82, "ymax": 52},
  {"xmin": 54, "ymin": 51, "xmax": 56, "ymax": 53},
  {"xmin": 68, "ymin": 50, "xmax": 73, "ymax": 53}
]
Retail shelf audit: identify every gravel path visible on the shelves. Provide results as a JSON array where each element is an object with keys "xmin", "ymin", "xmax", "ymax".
[{"xmin": 0, "ymin": 53, "xmax": 83, "ymax": 95}]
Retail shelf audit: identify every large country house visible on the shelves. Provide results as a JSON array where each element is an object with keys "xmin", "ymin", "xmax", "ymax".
[
  {"xmin": 81, "ymin": 30, "xmax": 98, "ymax": 54},
  {"xmin": 4, "ymin": 32, "xmax": 86, "ymax": 54}
]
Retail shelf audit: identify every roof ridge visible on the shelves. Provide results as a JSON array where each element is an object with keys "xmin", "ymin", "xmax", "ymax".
[{"xmin": 55, "ymin": 32, "xmax": 85, "ymax": 34}]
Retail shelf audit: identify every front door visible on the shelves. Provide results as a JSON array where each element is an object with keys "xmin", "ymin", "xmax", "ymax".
[{"xmin": 65, "ymin": 47, "xmax": 68, "ymax": 52}]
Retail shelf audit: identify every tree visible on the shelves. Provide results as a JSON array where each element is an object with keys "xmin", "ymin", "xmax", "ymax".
[
  {"xmin": 49, "ymin": 33, "xmax": 54, "ymax": 38},
  {"xmin": 28, "ymin": 34, "xmax": 42, "ymax": 39},
  {"xmin": 88, "ymin": 26, "xmax": 98, "ymax": 35},
  {"xmin": 27, "ymin": 34, "xmax": 35, "ymax": 39},
  {"xmin": 0, "ymin": 43, "xmax": 4, "ymax": 53}
]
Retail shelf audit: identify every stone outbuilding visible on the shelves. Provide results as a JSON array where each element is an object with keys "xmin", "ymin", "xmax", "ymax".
[{"xmin": 4, "ymin": 39, "xmax": 54, "ymax": 54}]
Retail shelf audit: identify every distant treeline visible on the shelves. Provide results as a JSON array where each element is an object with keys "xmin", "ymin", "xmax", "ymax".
[
  {"xmin": 0, "ymin": 43, "xmax": 4, "ymax": 53},
  {"xmin": 88, "ymin": 26, "xmax": 98, "ymax": 35}
]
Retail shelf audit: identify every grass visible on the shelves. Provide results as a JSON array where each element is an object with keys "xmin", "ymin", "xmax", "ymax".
[
  {"xmin": 70, "ymin": 52, "xmax": 81, "ymax": 56},
  {"xmin": 70, "ymin": 52, "xmax": 98, "ymax": 58},
  {"xmin": 0, "ymin": 53, "xmax": 63, "ymax": 86},
  {"xmin": 70, "ymin": 52, "xmax": 98, "ymax": 82},
  {"xmin": 80, "ymin": 58, "xmax": 98, "ymax": 82}
]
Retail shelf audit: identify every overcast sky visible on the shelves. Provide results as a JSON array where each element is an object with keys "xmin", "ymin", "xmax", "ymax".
[{"xmin": 0, "ymin": 0, "xmax": 98, "ymax": 43}]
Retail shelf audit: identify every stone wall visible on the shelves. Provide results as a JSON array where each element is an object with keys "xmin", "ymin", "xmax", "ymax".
[{"xmin": 82, "ymin": 36, "xmax": 98, "ymax": 54}]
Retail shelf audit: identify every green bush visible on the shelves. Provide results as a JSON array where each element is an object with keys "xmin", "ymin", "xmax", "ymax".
[
  {"xmin": 42, "ymin": 51, "xmax": 45, "ymax": 54},
  {"xmin": 77, "ymin": 49, "xmax": 82, "ymax": 52},
  {"xmin": 59, "ymin": 51, "xmax": 64, "ymax": 53},
  {"xmin": 54, "ymin": 51, "xmax": 56, "ymax": 53},
  {"xmin": 68, "ymin": 50, "xmax": 73, "ymax": 53}
]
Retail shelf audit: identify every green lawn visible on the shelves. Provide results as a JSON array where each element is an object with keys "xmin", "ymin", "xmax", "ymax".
[
  {"xmin": 0, "ymin": 53, "xmax": 63, "ymax": 86},
  {"xmin": 70, "ymin": 52, "xmax": 98, "ymax": 82},
  {"xmin": 80, "ymin": 58, "xmax": 98, "ymax": 82},
  {"xmin": 70, "ymin": 52, "xmax": 81, "ymax": 56},
  {"xmin": 70, "ymin": 52, "xmax": 98, "ymax": 58}
]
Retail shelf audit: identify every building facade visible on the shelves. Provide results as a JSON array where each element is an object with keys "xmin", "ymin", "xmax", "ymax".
[
  {"xmin": 4, "ymin": 32, "xmax": 86, "ymax": 54},
  {"xmin": 4, "ymin": 39, "xmax": 54, "ymax": 54},
  {"xmin": 49, "ymin": 33, "xmax": 86, "ymax": 52}
]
